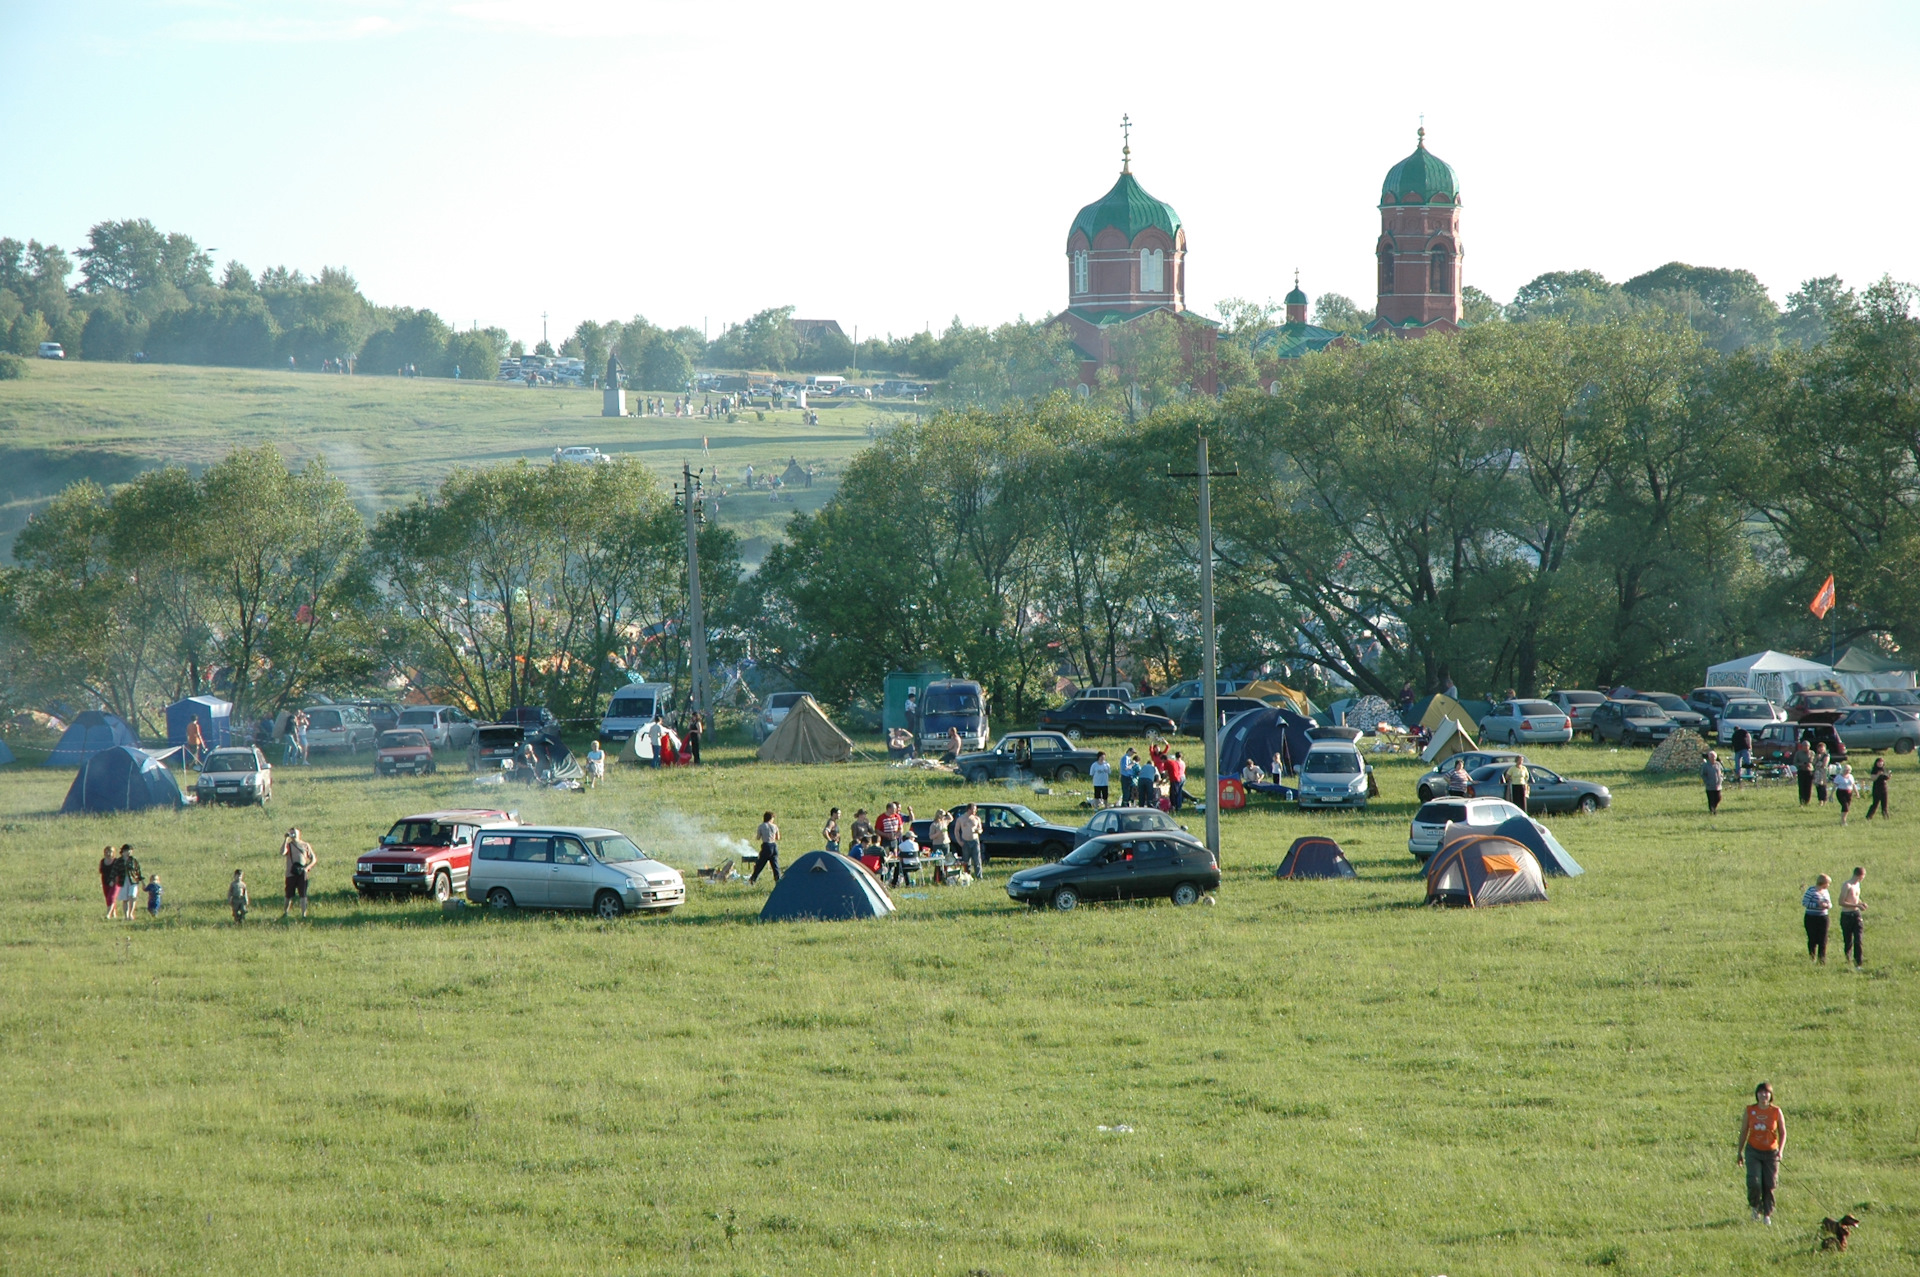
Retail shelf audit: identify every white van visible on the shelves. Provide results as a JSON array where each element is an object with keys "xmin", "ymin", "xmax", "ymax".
[
  {"xmin": 600, "ymin": 683, "xmax": 674, "ymax": 741},
  {"xmin": 38, "ymin": 342, "xmax": 64, "ymax": 359}
]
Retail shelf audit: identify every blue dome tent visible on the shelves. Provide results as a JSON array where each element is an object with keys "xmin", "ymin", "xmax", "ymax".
[
  {"xmin": 61, "ymin": 745, "xmax": 186, "ymax": 814},
  {"xmin": 1216, "ymin": 705, "xmax": 1315, "ymax": 793},
  {"xmin": 46, "ymin": 711, "xmax": 139, "ymax": 767},
  {"xmin": 0, "ymin": 738, "xmax": 15, "ymax": 766},
  {"xmin": 759, "ymin": 851, "xmax": 895, "ymax": 922},
  {"xmin": 165, "ymin": 696, "xmax": 232, "ymax": 749}
]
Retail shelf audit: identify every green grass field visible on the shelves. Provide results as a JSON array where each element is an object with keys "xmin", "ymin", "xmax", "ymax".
[
  {"xmin": 1, "ymin": 739, "xmax": 1913, "ymax": 1275},
  {"xmin": 0, "ymin": 360, "xmax": 916, "ymax": 561}
]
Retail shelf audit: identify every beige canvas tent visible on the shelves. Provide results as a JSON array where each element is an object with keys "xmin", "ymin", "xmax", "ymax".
[
  {"xmin": 1418, "ymin": 693, "xmax": 1473, "ymax": 733},
  {"xmin": 1420, "ymin": 717, "xmax": 1479, "ymax": 763},
  {"xmin": 1240, "ymin": 679, "xmax": 1317, "ymax": 716},
  {"xmin": 757, "ymin": 696, "xmax": 853, "ymax": 764}
]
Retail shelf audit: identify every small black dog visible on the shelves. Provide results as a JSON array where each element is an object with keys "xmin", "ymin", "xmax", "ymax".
[{"xmin": 1820, "ymin": 1214, "xmax": 1860, "ymax": 1251}]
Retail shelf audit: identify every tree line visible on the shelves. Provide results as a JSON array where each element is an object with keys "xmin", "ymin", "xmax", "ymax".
[
  {"xmin": 0, "ymin": 449, "xmax": 738, "ymax": 740},
  {"xmin": 748, "ymin": 283, "xmax": 1920, "ymax": 718}
]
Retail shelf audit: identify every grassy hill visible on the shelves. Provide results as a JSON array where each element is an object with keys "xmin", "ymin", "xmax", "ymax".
[
  {"xmin": 0, "ymin": 361, "xmax": 915, "ymax": 561},
  {"xmin": 0, "ymin": 740, "xmax": 1913, "ymax": 1274}
]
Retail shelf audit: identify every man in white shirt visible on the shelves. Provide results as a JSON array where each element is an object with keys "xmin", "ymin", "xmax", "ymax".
[{"xmin": 639, "ymin": 716, "xmax": 667, "ymax": 769}]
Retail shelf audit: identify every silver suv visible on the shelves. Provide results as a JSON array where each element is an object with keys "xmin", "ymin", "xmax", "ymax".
[
  {"xmin": 467, "ymin": 826, "xmax": 685, "ymax": 917},
  {"xmin": 394, "ymin": 705, "xmax": 477, "ymax": 751},
  {"xmin": 1408, "ymin": 796, "xmax": 1527, "ymax": 862},
  {"xmin": 301, "ymin": 705, "xmax": 375, "ymax": 753}
]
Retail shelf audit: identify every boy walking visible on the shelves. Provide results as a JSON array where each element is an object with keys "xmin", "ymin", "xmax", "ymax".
[
  {"xmin": 144, "ymin": 873, "xmax": 163, "ymax": 917},
  {"xmin": 229, "ymin": 870, "xmax": 250, "ymax": 924},
  {"xmin": 1839, "ymin": 867, "xmax": 1866, "ymax": 968},
  {"xmin": 1736, "ymin": 1082, "xmax": 1786, "ymax": 1224}
]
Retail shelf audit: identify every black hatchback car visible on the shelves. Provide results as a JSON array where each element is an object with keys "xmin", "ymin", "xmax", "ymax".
[
  {"xmin": 1037, "ymin": 697, "xmax": 1176, "ymax": 739},
  {"xmin": 1006, "ymin": 834, "xmax": 1219, "ymax": 910},
  {"xmin": 914, "ymin": 802, "xmax": 1080, "ymax": 862}
]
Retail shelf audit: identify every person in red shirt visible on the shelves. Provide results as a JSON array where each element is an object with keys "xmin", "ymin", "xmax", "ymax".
[
  {"xmin": 875, "ymin": 802, "xmax": 910, "ymax": 856},
  {"xmin": 1736, "ymin": 1081, "xmax": 1787, "ymax": 1224},
  {"xmin": 1167, "ymin": 751, "xmax": 1189, "ymax": 811}
]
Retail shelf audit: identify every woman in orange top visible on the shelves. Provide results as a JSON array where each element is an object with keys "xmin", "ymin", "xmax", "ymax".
[{"xmin": 1736, "ymin": 1081, "xmax": 1786, "ymax": 1224}]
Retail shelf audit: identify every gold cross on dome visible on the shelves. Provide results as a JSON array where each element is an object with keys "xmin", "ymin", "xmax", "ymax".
[{"xmin": 1121, "ymin": 113, "xmax": 1132, "ymax": 171}]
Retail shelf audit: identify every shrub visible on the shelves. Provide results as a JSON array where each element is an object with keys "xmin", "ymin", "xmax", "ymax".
[{"xmin": 0, "ymin": 352, "xmax": 25, "ymax": 380}]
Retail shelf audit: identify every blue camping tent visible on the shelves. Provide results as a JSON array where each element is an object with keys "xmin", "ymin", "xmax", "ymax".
[
  {"xmin": 0, "ymin": 738, "xmax": 14, "ymax": 766},
  {"xmin": 1217, "ymin": 705, "xmax": 1315, "ymax": 787},
  {"xmin": 61, "ymin": 745, "xmax": 185, "ymax": 814},
  {"xmin": 1494, "ymin": 815, "xmax": 1584, "ymax": 877},
  {"xmin": 46, "ymin": 711, "xmax": 139, "ymax": 767},
  {"xmin": 166, "ymin": 696, "xmax": 232, "ymax": 749},
  {"xmin": 759, "ymin": 851, "xmax": 896, "ymax": 921}
]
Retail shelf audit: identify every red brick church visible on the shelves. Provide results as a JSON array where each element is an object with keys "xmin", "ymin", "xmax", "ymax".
[
  {"xmin": 1367, "ymin": 127, "xmax": 1463, "ymax": 336},
  {"xmin": 1056, "ymin": 130, "xmax": 1218, "ymax": 395}
]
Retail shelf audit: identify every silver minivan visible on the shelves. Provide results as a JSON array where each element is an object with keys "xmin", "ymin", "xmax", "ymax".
[
  {"xmin": 467, "ymin": 825, "xmax": 685, "ymax": 917},
  {"xmin": 301, "ymin": 704, "xmax": 375, "ymax": 753}
]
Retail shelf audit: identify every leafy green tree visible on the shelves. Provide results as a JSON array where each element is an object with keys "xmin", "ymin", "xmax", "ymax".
[
  {"xmin": 360, "ymin": 308, "xmax": 452, "ymax": 375},
  {"xmin": 145, "ymin": 291, "xmax": 280, "ymax": 366},
  {"xmin": 79, "ymin": 294, "xmax": 148, "ymax": 361},
  {"xmin": 1460, "ymin": 285, "xmax": 1503, "ymax": 325},
  {"xmin": 1622, "ymin": 261, "xmax": 1780, "ymax": 352},
  {"xmin": 443, "ymin": 328, "xmax": 503, "ymax": 380},
  {"xmin": 940, "ymin": 320, "xmax": 1079, "ymax": 407},
  {"xmin": 1311, "ymin": 293, "xmax": 1373, "ymax": 335},
  {"xmin": 78, "ymin": 219, "xmax": 212, "ymax": 295},
  {"xmin": 221, "ymin": 261, "xmax": 257, "ymax": 292},
  {"xmin": 710, "ymin": 306, "xmax": 799, "ymax": 370},
  {"xmin": 638, "ymin": 332, "xmax": 693, "ymax": 390},
  {"xmin": 1778, "ymin": 275, "xmax": 1856, "ymax": 349}
]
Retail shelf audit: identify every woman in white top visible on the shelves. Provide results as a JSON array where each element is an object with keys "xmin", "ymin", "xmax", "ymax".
[{"xmin": 1834, "ymin": 762, "xmax": 1857, "ymax": 825}]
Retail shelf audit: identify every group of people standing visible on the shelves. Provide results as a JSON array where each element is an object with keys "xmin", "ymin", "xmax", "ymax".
[
  {"xmin": 1801, "ymin": 867, "xmax": 1869, "ymax": 967},
  {"xmin": 750, "ymin": 801, "xmax": 990, "ymax": 890},
  {"xmin": 1700, "ymin": 740, "xmax": 1887, "ymax": 824},
  {"xmin": 97, "ymin": 844, "xmax": 157, "ymax": 919},
  {"xmin": 1089, "ymin": 746, "xmax": 1187, "ymax": 811}
]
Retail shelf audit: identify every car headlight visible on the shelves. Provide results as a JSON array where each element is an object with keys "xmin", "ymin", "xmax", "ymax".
[
  {"xmin": 197, "ymin": 776, "xmax": 212, "ymax": 786},
  {"xmin": 357, "ymin": 862, "xmax": 373, "ymax": 872},
  {"xmin": 242, "ymin": 776, "xmax": 255, "ymax": 787}
]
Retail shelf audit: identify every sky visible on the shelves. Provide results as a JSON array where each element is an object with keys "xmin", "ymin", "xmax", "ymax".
[{"xmin": 3, "ymin": 1, "xmax": 1918, "ymax": 347}]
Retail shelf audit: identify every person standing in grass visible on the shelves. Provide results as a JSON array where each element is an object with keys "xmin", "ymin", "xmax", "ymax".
[
  {"xmin": 1737, "ymin": 1082, "xmax": 1786, "ymax": 1224},
  {"xmin": 1803, "ymin": 874, "xmax": 1832, "ymax": 963},
  {"xmin": 1090, "ymin": 752, "xmax": 1111, "ymax": 808},
  {"xmin": 750, "ymin": 812, "xmax": 781, "ymax": 884},
  {"xmin": 685, "ymin": 715, "xmax": 702, "ymax": 765},
  {"xmin": 1813, "ymin": 742, "xmax": 1832, "ymax": 804},
  {"xmin": 585, "ymin": 740, "xmax": 605, "ymax": 789},
  {"xmin": 849, "ymin": 808, "xmax": 874, "ymax": 846},
  {"xmin": 821, "ymin": 808, "xmax": 841, "ymax": 855},
  {"xmin": 1792, "ymin": 738, "xmax": 1815, "ymax": 806},
  {"xmin": 1167, "ymin": 752, "xmax": 1188, "ymax": 811},
  {"xmin": 1838, "ymin": 866, "xmax": 1866, "ymax": 968},
  {"xmin": 98, "ymin": 846, "xmax": 118, "ymax": 919},
  {"xmin": 229, "ymin": 869, "xmax": 250, "ymax": 924},
  {"xmin": 953, "ymin": 803, "xmax": 984, "ymax": 879},
  {"xmin": 1445, "ymin": 755, "xmax": 1472, "ymax": 798},
  {"xmin": 144, "ymin": 873, "xmax": 163, "ymax": 918},
  {"xmin": 1731, "ymin": 724, "xmax": 1753, "ymax": 779},
  {"xmin": 1834, "ymin": 762, "xmax": 1857, "ymax": 825},
  {"xmin": 1118, "ymin": 749, "xmax": 1137, "ymax": 806},
  {"xmin": 281, "ymin": 828, "xmax": 315, "ymax": 919},
  {"xmin": 1701, "ymin": 750, "xmax": 1724, "ymax": 814},
  {"xmin": 114, "ymin": 844, "xmax": 142, "ymax": 920},
  {"xmin": 1505, "ymin": 756, "xmax": 1531, "ymax": 811},
  {"xmin": 1864, "ymin": 758, "xmax": 1889, "ymax": 820}
]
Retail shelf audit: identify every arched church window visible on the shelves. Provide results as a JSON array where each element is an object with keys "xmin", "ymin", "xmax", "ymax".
[
  {"xmin": 1379, "ymin": 249, "xmax": 1395, "ymax": 295},
  {"xmin": 1141, "ymin": 249, "xmax": 1165, "ymax": 293},
  {"xmin": 1073, "ymin": 250, "xmax": 1089, "ymax": 294},
  {"xmin": 1430, "ymin": 250, "xmax": 1451, "ymax": 295}
]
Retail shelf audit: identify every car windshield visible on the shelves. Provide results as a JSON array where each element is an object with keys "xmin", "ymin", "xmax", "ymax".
[
  {"xmin": 924, "ymin": 689, "xmax": 979, "ymax": 713},
  {"xmin": 384, "ymin": 820, "xmax": 453, "ymax": 846},
  {"xmin": 1871, "ymin": 690, "xmax": 1920, "ymax": 705},
  {"xmin": 587, "ymin": 835, "xmax": 650, "ymax": 864},
  {"xmin": 397, "ymin": 709, "xmax": 438, "ymax": 725},
  {"xmin": 1062, "ymin": 841, "xmax": 1119, "ymax": 866},
  {"xmin": 202, "ymin": 751, "xmax": 256, "ymax": 771},
  {"xmin": 769, "ymin": 693, "xmax": 804, "ymax": 709},
  {"xmin": 1006, "ymin": 804, "xmax": 1044, "ymax": 824},
  {"xmin": 380, "ymin": 731, "xmax": 428, "ymax": 749},
  {"xmin": 1643, "ymin": 694, "xmax": 1688, "ymax": 712},
  {"xmin": 609, "ymin": 695, "xmax": 655, "ymax": 715},
  {"xmin": 1302, "ymin": 750, "xmax": 1361, "ymax": 774},
  {"xmin": 1726, "ymin": 702, "xmax": 1771, "ymax": 718},
  {"xmin": 1095, "ymin": 810, "xmax": 1175, "ymax": 832},
  {"xmin": 1623, "ymin": 702, "xmax": 1667, "ymax": 719}
]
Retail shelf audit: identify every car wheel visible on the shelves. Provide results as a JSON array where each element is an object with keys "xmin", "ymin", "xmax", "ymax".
[
  {"xmin": 486, "ymin": 887, "xmax": 514, "ymax": 910},
  {"xmin": 1066, "ymin": 727, "xmax": 1082, "ymax": 741},
  {"xmin": 432, "ymin": 872, "xmax": 452, "ymax": 903},
  {"xmin": 1898, "ymin": 738, "xmax": 1915, "ymax": 755},
  {"xmin": 1578, "ymin": 795, "xmax": 1599, "ymax": 814},
  {"xmin": 1039, "ymin": 841, "xmax": 1067, "ymax": 861},
  {"xmin": 966, "ymin": 767, "xmax": 989, "ymax": 784},
  {"xmin": 1171, "ymin": 881, "xmax": 1200, "ymax": 907},
  {"xmin": 1054, "ymin": 764, "xmax": 1078, "ymax": 782},
  {"xmin": 594, "ymin": 890, "xmax": 625, "ymax": 920},
  {"xmin": 1416, "ymin": 783, "xmax": 1434, "ymax": 801},
  {"xmin": 1050, "ymin": 886, "xmax": 1079, "ymax": 912}
]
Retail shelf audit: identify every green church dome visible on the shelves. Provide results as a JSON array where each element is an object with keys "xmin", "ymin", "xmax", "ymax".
[
  {"xmin": 1380, "ymin": 129, "xmax": 1459, "ymax": 206},
  {"xmin": 1284, "ymin": 283, "xmax": 1309, "ymax": 307},
  {"xmin": 1070, "ymin": 170, "xmax": 1182, "ymax": 245}
]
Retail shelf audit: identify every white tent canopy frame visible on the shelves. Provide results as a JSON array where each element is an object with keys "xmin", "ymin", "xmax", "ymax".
[{"xmin": 1704, "ymin": 650, "xmax": 1838, "ymax": 706}]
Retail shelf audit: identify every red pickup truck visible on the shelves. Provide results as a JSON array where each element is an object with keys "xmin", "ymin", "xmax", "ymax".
[{"xmin": 353, "ymin": 808, "xmax": 517, "ymax": 902}]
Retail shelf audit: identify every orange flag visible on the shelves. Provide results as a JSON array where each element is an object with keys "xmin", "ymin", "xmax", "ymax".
[{"xmin": 1810, "ymin": 574, "xmax": 1836, "ymax": 619}]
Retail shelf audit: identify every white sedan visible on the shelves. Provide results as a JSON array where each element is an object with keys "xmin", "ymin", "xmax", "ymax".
[
  {"xmin": 553, "ymin": 446, "xmax": 612, "ymax": 466},
  {"xmin": 1716, "ymin": 699, "xmax": 1785, "ymax": 745},
  {"xmin": 196, "ymin": 746, "xmax": 273, "ymax": 806}
]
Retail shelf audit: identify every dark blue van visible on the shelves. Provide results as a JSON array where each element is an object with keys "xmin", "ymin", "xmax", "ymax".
[{"xmin": 916, "ymin": 679, "xmax": 988, "ymax": 753}]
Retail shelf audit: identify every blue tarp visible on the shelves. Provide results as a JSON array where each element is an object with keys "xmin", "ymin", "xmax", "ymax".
[
  {"xmin": 165, "ymin": 696, "xmax": 232, "ymax": 749},
  {"xmin": 46, "ymin": 711, "xmax": 139, "ymax": 767},
  {"xmin": 1217, "ymin": 706, "xmax": 1316, "ymax": 784},
  {"xmin": 61, "ymin": 745, "xmax": 186, "ymax": 814},
  {"xmin": 759, "ymin": 851, "xmax": 896, "ymax": 922},
  {"xmin": 1494, "ymin": 815, "xmax": 1585, "ymax": 877}
]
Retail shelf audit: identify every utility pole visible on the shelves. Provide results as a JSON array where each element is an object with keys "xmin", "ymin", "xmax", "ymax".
[
  {"xmin": 678, "ymin": 463, "xmax": 710, "ymax": 729},
  {"xmin": 1169, "ymin": 436, "xmax": 1237, "ymax": 861}
]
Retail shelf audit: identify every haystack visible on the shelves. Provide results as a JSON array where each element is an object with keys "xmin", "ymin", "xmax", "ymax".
[{"xmin": 1645, "ymin": 728, "xmax": 1708, "ymax": 773}]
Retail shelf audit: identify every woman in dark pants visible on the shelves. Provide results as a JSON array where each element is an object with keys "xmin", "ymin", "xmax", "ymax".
[
  {"xmin": 1793, "ymin": 740, "xmax": 1814, "ymax": 805},
  {"xmin": 1802, "ymin": 874, "xmax": 1831, "ymax": 963},
  {"xmin": 1865, "ymin": 757, "xmax": 1889, "ymax": 819}
]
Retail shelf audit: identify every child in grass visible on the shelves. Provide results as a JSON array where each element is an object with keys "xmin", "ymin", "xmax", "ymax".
[
  {"xmin": 228, "ymin": 870, "xmax": 250, "ymax": 924},
  {"xmin": 585, "ymin": 740, "xmax": 605, "ymax": 789},
  {"xmin": 144, "ymin": 873, "xmax": 163, "ymax": 917}
]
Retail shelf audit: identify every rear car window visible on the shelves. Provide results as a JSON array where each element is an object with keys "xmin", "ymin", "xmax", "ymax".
[
  {"xmin": 1557, "ymin": 691, "xmax": 1603, "ymax": 705},
  {"xmin": 770, "ymin": 693, "xmax": 804, "ymax": 709},
  {"xmin": 398, "ymin": 709, "xmax": 438, "ymax": 725},
  {"xmin": 308, "ymin": 710, "xmax": 340, "ymax": 728},
  {"xmin": 1415, "ymin": 802, "xmax": 1467, "ymax": 824},
  {"xmin": 1302, "ymin": 750, "xmax": 1361, "ymax": 774},
  {"xmin": 1517, "ymin": 701, "xmax": 1559, "ymax": 715}
]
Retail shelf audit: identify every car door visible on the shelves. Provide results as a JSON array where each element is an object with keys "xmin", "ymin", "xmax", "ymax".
[
  {"xmin": 547, "ymin": 836, "xmax": 596, "ymax": 908},
  {"xmin": 1027, "ymin": 736, "xmax": 1064, "ymax": 775},
  {"xmin": 1526, "ymin": 766, "xmax": 1571, "ymax": 813},
  {"xmin": 1124, "ymin": 840, "xmax": 1180, "ymax": 898},
  {"xmin": 1082, "ymin": 841, "xmax": 1134, "ymax": 899},
  {"xmin": 505, "ymin": 834, "xmax": 552, "ymax": 905},
  {"xmin": 981, "ymin": 806, "xmax": 1023, "ymax": 858}
]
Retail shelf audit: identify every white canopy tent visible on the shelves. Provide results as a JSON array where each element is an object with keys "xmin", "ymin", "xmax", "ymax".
[{"xmin": 1704, "ymin": 650, "xmax": 1837, "ymax": 706}]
